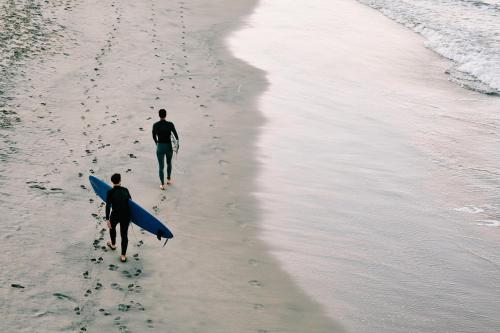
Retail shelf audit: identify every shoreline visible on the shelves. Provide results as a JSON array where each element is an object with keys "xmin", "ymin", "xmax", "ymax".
[
  {"xmin": 229, "ymin": 0, "xmax": 500, "ymax": 332},
  {"xmin": 0, "ymin": 0, "xmax": 339, "ymax": 331}
]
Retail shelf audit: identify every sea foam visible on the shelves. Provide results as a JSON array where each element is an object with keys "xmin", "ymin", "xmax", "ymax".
[{"xmin": 358, "ymin": 0, "xmax": 500, "ymax": 94}]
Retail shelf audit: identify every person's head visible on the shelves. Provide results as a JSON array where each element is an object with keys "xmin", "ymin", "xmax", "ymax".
[
  {"xmin": 159, "ymin": 108, "xmax": 167, "ymax": 119},
  {"xmin": 111, "ymin": 173, "xmax": 121, "ymax": 185}
]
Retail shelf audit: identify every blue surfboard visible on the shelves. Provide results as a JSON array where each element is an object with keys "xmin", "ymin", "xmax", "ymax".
[{"xmin": 89, "ymin": 175, "xmax": 173, "ymax": 243}]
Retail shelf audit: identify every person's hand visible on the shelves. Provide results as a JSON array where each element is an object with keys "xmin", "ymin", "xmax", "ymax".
[{"xmin": 106, "ymin": 220, "xmax": 111, "ymax": 229}]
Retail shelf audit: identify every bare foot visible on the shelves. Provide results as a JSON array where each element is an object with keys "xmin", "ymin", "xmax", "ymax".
[
  {"xmin": 107, "ymin": 241, "xmax": 117, "ymax": 250},
  {"xmin": 166, "ymin": 179, "xmax": 173, "ymax": 185},
  {"xmin": 160, "ymin": 184, "xmax": 165, "ymax": 190},
  {"xmin": 120, "ymin": 255, "xmax": 127, "ymax": 262}
]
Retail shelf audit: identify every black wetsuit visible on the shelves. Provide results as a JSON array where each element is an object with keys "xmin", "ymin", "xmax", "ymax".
[
  {"xmin": 152, "ymin": 120, "xmax": 179, "ymax": 184},
  {"xmin": 105, "ymin": 186, "xmax": 131, "ymax": 256}
]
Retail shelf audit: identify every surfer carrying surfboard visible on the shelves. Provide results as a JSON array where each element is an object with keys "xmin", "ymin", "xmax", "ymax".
[
  {"xmin": 105, "ymin": 173, "xmax": 131, "ymax": 262},
  {"xmin": 152, "ymin": 108, "xmax": 179, "ymax": 190}
]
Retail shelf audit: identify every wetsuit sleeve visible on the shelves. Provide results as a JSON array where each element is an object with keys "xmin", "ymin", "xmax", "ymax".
[
  {"xmin": 171, "ymin": 123, "xmax": 179, "ymax": 141},
  {"xmin": 105, "ymin": 189, "xmax": 112, "ymax": 220},
  {"xmin": 152, "ymin": 123, "xmax": 158, "ymax": 144}
]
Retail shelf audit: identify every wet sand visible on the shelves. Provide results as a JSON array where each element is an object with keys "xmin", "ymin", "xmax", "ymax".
[
  {"xmin": 0, "ymin": 0, "xmax": 339, "ymax": 332},
  {"xmin": 230, "ymin": 0, "xmax": 500, "ymax": 332}
]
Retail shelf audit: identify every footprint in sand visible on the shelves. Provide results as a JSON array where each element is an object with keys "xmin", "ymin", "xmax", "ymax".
[
  {"xmin": 225, "ymin": 202, "xmax": 236, "ymax": 210},
  {"xmin": 126, "ymin": 283, "xmax": 142, "ymax": 293},
  {"xmin": 114, "ymin": 316, "xmax": 121, "ymax": 324},
  {"xmin": 83, "ymin": 271, "xmax": 90, "ymax": 279},
  {"xmin": 109, "ymin": 264, "xmax": 119, "ymax": 271},
  {"xmin": 122, "ymin": 270, "xmax": 132, "ymax": 279},
  {"xmin": 10, "ymin": 284, "xmax": 25, "ymax": 289},
  {"xmin": 127, "ymin": 300, "xmax": 146, "ymax": 311},
  {"xmin": 95, "ymin": 282, "xmax": 103, "ymax": 290},
  {"xmin": 136, "ymin": 240, "xmax": 144, "ymax": 247},
  {"xmin": 118, "ymin": 325, "xmax": 130, "ymax": 333},
  {"xmin": 111, "ymin": 282, "xmax": 123, "ymax": 291},
  {"xmin": 30, "ymin": 184, "xmax": 47, "ymax": 190},
  {"xmin": 248, "ymin": 280, "xmax": 262, "ymax": 287},
  {"xmin": 248, "ymin": 259, "xmax": 258, "ymax": 266},
  {"xmin": 118, "ymin": 303, "xmax": 131, "ymax": 312},
  {"xmin": 253, "ymin": 304, "xmax": 265, "ymax": 310},
  {"xmin": 99, "ymin": 308, "xmax": 112, "ymax": 316},
  {"xmin": 146, "ymin": 319, "xmax": 154, "ymax": 328},
  {"xmin": 53, "ymin": 293, "xmax": 73, "ymax": 301},
  {"xmin": 84, "ymin": 289, "xmax": 92, "ymax": 297}
]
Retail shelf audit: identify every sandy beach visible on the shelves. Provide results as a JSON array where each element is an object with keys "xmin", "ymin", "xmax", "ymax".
[
  {"xmin": 3, "ymin": 0, "xmax": 500, "ymax": 332},
  {"xmin": 0, "ymin": 0, "xmax": 338, "ymax": 332}
]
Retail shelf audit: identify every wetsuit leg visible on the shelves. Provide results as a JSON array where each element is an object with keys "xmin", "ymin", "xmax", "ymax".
[
  {"xmin": 166, "ymin": 146, "xmax": 173, "ymax": 180},
  {"xmin": 120, "ymin": 220, "xmax": 130, "ymax": 256},
  {"xmin": 156, "ymin": 145, "xmax": 165, "ymax": 185},
  {"xmin": 110, "ymin": 219, "xmax": 119, "ymax": 246}
]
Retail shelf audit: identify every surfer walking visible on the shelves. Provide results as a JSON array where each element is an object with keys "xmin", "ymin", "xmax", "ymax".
[
  {"xmin": 105, "ymin": 173, "xmax": 131, "ymax": 262},
  {"xmin": 152, "ymin": 108, "xmax": 179, "ymax": 190}
]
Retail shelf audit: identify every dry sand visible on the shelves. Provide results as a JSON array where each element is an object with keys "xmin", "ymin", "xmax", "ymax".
[{"xmin": 0, "ymin": 0, "xmax": 339, "ymax": 332}]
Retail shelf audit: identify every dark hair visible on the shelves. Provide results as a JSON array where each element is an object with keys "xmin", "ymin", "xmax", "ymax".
[
  {"xmin": 111, "ymin": 173, "xmax": 121, "ymax": 185},
  {"xmin": 159, "ymin": 108, "xmax": 167, "ymax": 118}
]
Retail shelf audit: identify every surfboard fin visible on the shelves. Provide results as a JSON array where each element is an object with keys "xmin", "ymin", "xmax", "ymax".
[{"xmin": 156, "ymin": 230, "xmax": 169, "ymax": 247}]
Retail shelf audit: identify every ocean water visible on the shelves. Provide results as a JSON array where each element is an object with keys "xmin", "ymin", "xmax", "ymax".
[
  {"xmin": 357, "ymin": 0, "xmax": 500, "ymax": 94},
  {"xmin": 229, "ymin": 0, "xmax": 500, "ymax": 332}
]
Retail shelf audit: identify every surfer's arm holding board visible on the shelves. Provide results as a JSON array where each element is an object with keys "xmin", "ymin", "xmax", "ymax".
[{"xmin": 171, "ymin": 123, "xmax": 179, "ymax": 144}]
